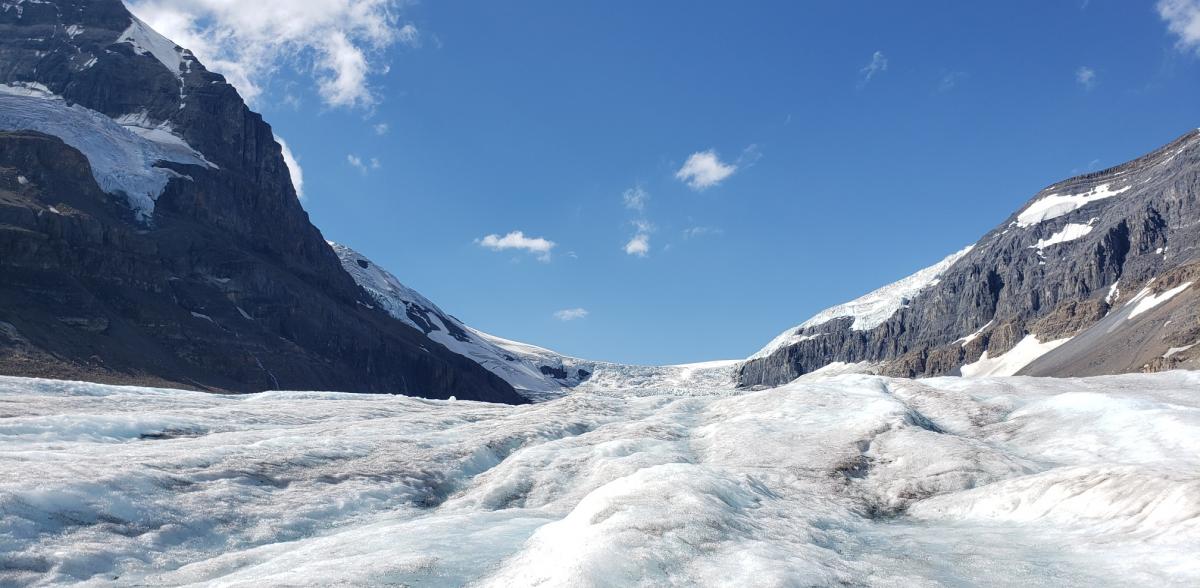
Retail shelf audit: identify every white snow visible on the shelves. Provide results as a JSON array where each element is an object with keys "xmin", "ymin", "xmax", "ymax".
[
  {"xmin": 331, "ymin": 242, "xmax": 740, "ymax": 397},
  {"xmin": 793, "ymin": 360, "xmax": 878, "ymax": 380},
  {"xmin": 956, "ymin": 319, "xmax": 994, "ymax": 347},
  {"xmin": 750, "ymin": 245, "xmax": 973, "ymax": 360},
  {"xmin": 1016, "ymin": 183, "xmax": 1130, "ymax": 228},
  {"xmin": 1164, "ymin": 343, "xmax": 1196, "ymax": 359},
  {"xmin": 1, "ymin": 371, "xmax": 1198, "ymax": 586},
  {"xmin": 1106, "ymin": 280, "xmax": 1121, "ymax": 305},
  {"xmin": 1127, "ymin": 282, "xmax": 1193, "ymax": 319},
  {"xmin": 0, "ymin": 86, "xmax": 214, "ymax": 221},
  {"xmin": 960, "ymin": 334, "xmax": 1071, "ymax": 377},
  {"xmin": 1031, "ymin": 222, "xmax": 1094, "ymax": 251},
  {"xmin": 330, "ymin": 242, "xmax": 567, "ymax": 395},
  {"xmin": 117, "ymin": 17, "xmax": 183, "ymax": 76}
]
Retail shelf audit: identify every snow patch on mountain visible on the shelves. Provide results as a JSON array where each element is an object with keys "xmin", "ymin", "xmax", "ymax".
[
  {"xmin": 1032, "ymin": 222, "xmax": 1094, "ymax": 251},
  {"xmin": 0, "ymin": 85, "xmax": 213, "ymax": 220},
  {"xmin": 750, "ymin": 245, "xmax": 974, "ymax": 360},
  {"xmin": 960, "ymin": 334, "xmax": 1072, "ymax": 377},
  {"xmin": 117, "ymin": 16, "xmax": 183, "ymax": 76},
  {"xmin": 1126, "ymin": 282, "xmax": 1193, "ymax": 319},
  {"xmin": 1017, "ymin": 183, "xmax": 1131, "ymax": 228}
]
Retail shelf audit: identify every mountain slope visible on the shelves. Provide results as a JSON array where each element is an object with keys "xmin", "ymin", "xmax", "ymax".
[
  {"xmin": 0, "ymin": 0, "xmax": 523, "ymax": 402},
  {"xmin": 331, "ymin": 243, "xmax": 741, "ymax": 397},
  {"xmin": 739, "ymin": 129, "xmax": 1200, "ymax": 387}
]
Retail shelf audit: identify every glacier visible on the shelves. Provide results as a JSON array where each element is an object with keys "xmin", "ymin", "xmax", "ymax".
[
  {"xmin": 0, "ymin": 84, "xmax": 214, "ymax": 221},
  {"xmin": 1, "ymin": 371, "xmax": 1198, "ymax": 586}
]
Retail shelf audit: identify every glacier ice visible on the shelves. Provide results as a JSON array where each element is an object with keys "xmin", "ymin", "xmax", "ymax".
[
  {"xmin": 0, "ymin": 85, "xmax": 214, "ymax": 221},
  {"xmin": 0, "ymin": 371, "xmax": 1198, "ymax": 586}
]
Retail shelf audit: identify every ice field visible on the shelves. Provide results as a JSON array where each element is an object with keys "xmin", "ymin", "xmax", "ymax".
[{"xmin": 1, "ymin": 371, "xmax": 1198, "ymax": 586}]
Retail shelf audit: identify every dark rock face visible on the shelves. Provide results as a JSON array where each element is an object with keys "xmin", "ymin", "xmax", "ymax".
[
  {"xmin": 0, "ymin": 1, "xmax": 524, "ymax": 402},
  {"xmin": 739, "ymin": 130, "xmax": 1200, "ymax": 386}
]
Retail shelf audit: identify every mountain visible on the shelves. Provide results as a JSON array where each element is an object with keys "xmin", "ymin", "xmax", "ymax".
[
  {"xmin": 739, "ymin": 130, "xmax": 1200, "ymax": 387},
  {"xmin": 0, "ymin": 0, "xmax": 524, "ymax": 403},
  {"xmin": 331, "ymin": 243, "xmax": 741, "ymax": 397}
]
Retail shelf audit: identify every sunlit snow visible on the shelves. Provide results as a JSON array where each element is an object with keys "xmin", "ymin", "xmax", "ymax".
[
  {"xmin": 751, "ymin": 245, "xmax": 973, "ymax": 360},
  {"xmin": 1016, "ymin": 183, "xmax": 1131, "ymax": 228},
  {"xmin": 2, "ymin": 371, "xmax": 1197, "ymax": 586},
  {"xmin": 1126, "ymin": 282, "xmax": 1194, "ymax": 319},
  {"xmin": 1031, "ymin": 222, "xmax": 1094, "ymax": 251},
  {"xmin": 117, "ymin": 16, "xmax": 184, "ymax": 76},
  {"xmin": 960, "ymin": 334, "xmax": 1071, "ymax": 377}
]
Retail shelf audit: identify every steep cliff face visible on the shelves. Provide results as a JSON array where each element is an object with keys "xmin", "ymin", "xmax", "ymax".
[
  {"xmin": 739, "ymin": 130, "xmax": 1200, "ymax": 387},
  {"xmin": 0, "ymin": 0, "xmax": 524, "ymax": 402}
]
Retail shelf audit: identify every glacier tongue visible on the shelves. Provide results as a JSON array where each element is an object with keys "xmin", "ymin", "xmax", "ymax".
[{"xmin": 1, "ymin": 371, "xmax": 1198, "ymax": 586}]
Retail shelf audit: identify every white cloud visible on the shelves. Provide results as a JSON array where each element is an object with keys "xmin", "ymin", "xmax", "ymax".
[
  {"xmin": 373, "ymin": 122, "xmax": 390, "ymax": 135},
  {"xmin": 477, "ymin": 231, "xmax": 556, "ymax": 262},
  {"xmin": 347, "ymin": 154, "xmax": 380, "ymax": 174},
  {"xmin": 1076, "ymin": 66, "xmax": 1096, "ymax": 90},
  {"xmin": 553, "ymin": 308, "xmax": 589, "ymax": 321},
  {"xmin": 622, "ymin": 185, "xmax": 648, "ymax": 212},
  {"xmin": 276, "ymin": 136, "xmax": 304, "ymax": 199},
  {"xmin": 126, "ymin": 0, "xmax": 418, "ymax": 109},
  {"xmin": 859, "ymin": 50, "xmax": 888, "ymax": 87},
  {"xmin": 623, "ymin": 220, "xmax": 653, "ymax": 257},
  {"xmin": 1158, "ymin": 0, "xmax": 1200, "ymax": 53},
  {"xmin": 675, "ymin": 150, "xmax": 736, "ymax": 191},
  {"xmin": 624, "ymin": 233, "xmax": 650, "ymax": 257}
]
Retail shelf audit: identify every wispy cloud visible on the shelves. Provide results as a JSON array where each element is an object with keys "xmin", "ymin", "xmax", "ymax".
[
  {"xmin": 675, "ymin": 150, "xmax": 737, "ymax": 191},
  {"xmin": 1158, "ymin": 0, "xmax": 1200, "ymax": 54},
  {"xmin": 276, "ymin": 136, "xmax": 304, "ymax": 199},
  {"xmin": 347, "ymin": 154, "xmax": 381, "ymax": 174},
  {"xmin": 737, "ymin": 144, "xmax": 762, "ymax": 169},
  {"xmin": 682, "ymin": 226, "xmax": 722, "ymax": 239},
  {"xmin": 127, "ymin": 0, "xmax": 420, "ymax": 109},
  {"xmin": 937, "ymin": 71, "xmax": 968, "ymax": 93},
  {"xmin": 553, "ymin": 308, "xmax": 589, "ymax": 321},
  {"xmin": 477, "ymin": 231, "xmax": 556, "ymax": 262},
  {"xmin": 858, "ymin": 50, "xmax": 888, "ymax": 87},
  {"xmin": 1075, "ymin": 66, "xmax": 1097, "ymax": 90},
  {"xmin": 373, "ymin": 122, "xmax": 390, "ymax": 135},
  {"xmin": 623, "ymin": 185, "xmax": 649, "ymax": 212}
]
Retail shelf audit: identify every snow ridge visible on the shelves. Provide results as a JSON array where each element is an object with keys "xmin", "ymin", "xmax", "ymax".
[
  {"xmin": 750, "ymin": 245, "xmax": 974, "ymax": 360},
  {"xmin": 117, "ymin": 16, "xmax": 183, "ymax": 77},
  {"xmin": 329, "ymin": 242, "xmax": 566, "ymax": 394}
]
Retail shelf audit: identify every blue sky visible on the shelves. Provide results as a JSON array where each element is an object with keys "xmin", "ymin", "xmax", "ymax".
[{"xmin": 133, "ymin": 1, "xmax": 1200, "ymax": 365}]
